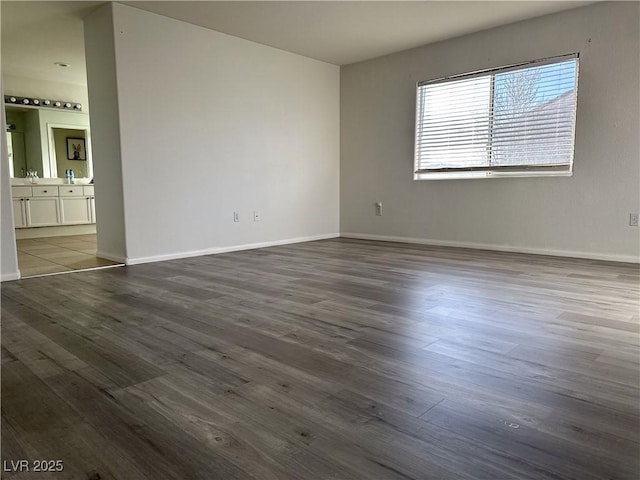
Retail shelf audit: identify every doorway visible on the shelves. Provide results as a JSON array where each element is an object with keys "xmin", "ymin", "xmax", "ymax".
[
  {"xmin": 1, "ymin": 2, "xmax": 126, "ymax": 280},
  {"xmin": 6, "ymin": 103, "xmax": 121, "ymax": 278}
]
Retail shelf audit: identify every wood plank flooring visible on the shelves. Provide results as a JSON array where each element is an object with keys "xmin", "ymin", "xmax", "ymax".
[{"xmin": 1, "ymin": 238, "xmax": 639, "ymax": 479}]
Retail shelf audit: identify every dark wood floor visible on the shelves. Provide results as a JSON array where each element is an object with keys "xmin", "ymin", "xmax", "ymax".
[{"xmin": 1, "ymin": 238, "xmax": 639, "ymax": 479}]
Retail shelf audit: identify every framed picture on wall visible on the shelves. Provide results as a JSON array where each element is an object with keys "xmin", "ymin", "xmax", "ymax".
[{"xmin": 66, "ymin": 137, "xmax": 86, "ymax": 161}]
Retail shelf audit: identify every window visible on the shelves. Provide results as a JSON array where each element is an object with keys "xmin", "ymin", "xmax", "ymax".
[{"xmin": 414, "ymin": 54, "xmax": 579, "ymax": 180}]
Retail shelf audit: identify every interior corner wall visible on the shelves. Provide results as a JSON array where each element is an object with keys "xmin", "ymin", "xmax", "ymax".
[
  {"xmin": 110, "ymin": 4, "xmax": 340, "ymax": 263},
  {"xmin": 1, "ymin": 79, "xmax": 20, "ymax": 281},
  {"xmin": 340, "ymin": 2, "xmax": 640, "ymax": 262},
  {"xmin": 84, "ymin": 3, "xmax": 127, "ymax": 262}
]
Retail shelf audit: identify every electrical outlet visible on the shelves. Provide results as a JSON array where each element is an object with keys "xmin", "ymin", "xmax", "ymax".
[
  {"xmin": 375, "ymin": 202, "xmax": 383, "ymax": 216},
  {"xmin": 253, "ymin": 211, "xmax": 261, "ymax": 222},
  {"xmin": 630, "ymin": 213, "xmax": 639, "ymax": 227},
  {"xmin": 233, "ymin": 211, "xmax": 240, "ymax": 222}
]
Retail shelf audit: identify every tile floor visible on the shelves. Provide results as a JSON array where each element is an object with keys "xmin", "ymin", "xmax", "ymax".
[{"xmin": 16, "ymin": 234, "xmax": 122, "ymax": 277}]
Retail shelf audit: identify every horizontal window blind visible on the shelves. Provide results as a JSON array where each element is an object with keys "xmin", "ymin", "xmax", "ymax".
[{"xmin": 414, "ymin": 54, "xmax": 579, "ymax": 179}]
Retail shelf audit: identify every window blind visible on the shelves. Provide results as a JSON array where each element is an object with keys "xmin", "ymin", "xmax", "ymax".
[{"xmin": 414, "ymin": 54, "xmax": 579, "ymax": 179}]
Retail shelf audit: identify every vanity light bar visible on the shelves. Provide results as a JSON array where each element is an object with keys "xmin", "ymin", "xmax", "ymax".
[{"xmin": 4, "ymin": 95, "xmax": 82, "ymax": 111}]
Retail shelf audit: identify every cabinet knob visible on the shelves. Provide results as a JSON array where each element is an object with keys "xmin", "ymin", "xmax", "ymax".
[{"xmin": 43, "ymin": 190, "xmax": 47, "ymax": 193}]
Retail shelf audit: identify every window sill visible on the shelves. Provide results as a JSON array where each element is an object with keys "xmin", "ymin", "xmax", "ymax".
[{"xmin": 413, "ymin": 170, "xmax": 573, "ymax": 181}]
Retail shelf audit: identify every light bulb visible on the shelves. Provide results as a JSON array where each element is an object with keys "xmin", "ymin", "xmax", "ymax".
[{"xmin": 54, "ymin": 101, "xmax": 61, "ymax": 107}]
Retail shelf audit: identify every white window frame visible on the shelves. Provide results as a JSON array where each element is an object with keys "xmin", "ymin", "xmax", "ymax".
[{"xmin": 414, "ymin": 53, "xmax": 579, "ymax": 180}]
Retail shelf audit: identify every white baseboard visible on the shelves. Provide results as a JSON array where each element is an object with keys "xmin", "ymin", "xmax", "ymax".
[
  {"xmin": 96, "ymin": 250, "xmax": 127, "ymax": 264},
  {"xmin": 340, "ymin": 232, "xmax": 640, "ymax": 264},
  {"xmin": 125, "ymin": 233, "xmax": 340, "ymax": 266},
  {"xmin": 1, "ymin": 271, "xmax": 21, "ymax": 282}
]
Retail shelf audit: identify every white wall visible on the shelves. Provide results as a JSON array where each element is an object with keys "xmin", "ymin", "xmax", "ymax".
[
  {"xmin": 107, "ymin": 3, "xmax": 339, "ymax": 263},
  {"xmin": 341, "ymin": 2, "xmax": 640, "ymax": 262},
  {"xmin": 1, "ymin": 80, "xmax": 20, "ymax": 281},
  {"xmin": 84, "ymin": 4, "xmax": 128, "ymax": 262}
]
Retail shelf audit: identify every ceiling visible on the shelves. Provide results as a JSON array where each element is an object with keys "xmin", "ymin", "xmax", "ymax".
[
  {"xmin": 1, "ymin": 1, "xmax": 593, "ymax": 87},
  {"xmin": 128, "ymin": 1, "xmax": 593, "ymax": 65},
  {"xmin": 1, "ymin": 1, "xmax": 101, "ymax": 86}
]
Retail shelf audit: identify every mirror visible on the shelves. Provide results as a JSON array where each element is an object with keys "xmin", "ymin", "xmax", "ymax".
[
  {"xmin": 5, "ymin": 104, "xmax": 92, "ymax": 179},
  {"xmin": 6, "ymin": 108, "xmax": 41, "ymax": 178},
  {"xmin": 7, "ymin": 130, "xmax": 27, "ymax": 177}
]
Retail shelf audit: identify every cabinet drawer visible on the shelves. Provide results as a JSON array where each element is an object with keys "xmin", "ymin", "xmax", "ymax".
[
  {"xmin": 83, "ymin": 186, "xmax": 95, "ymax": 196},
  {"xmin": 58, "ymin": 186, "xmax": 84, "ymax": 197},
  {"xmin": 32, "ymin": 186, "xmax": 58, "ymax": 197},
  {"xmin": 12, "ymin": 186, "xmax": 32, "ymax": 198}
]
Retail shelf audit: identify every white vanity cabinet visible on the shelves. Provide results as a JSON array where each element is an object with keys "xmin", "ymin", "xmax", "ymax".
[
  {"xmin": 27, "ymin": 198, "xmax": 61, "ymax": 227},
  {"xmin": 12, "ymin": 186, "xmax": 31, "ymax": 228},
  {"xmin": 29, "ymin": 186, "xmax": 61, "ymax": 227},
  {"xmin": 11, "ymin": 185, "xmax": 96, "ymax": 228},
  {"xmin": 12, "ymin": 196, "xmax": 60, "ymax": 228},
  {"xmin": 59, "ymin": 197, "xmax": 92, "ymax": 224},
  {"xmin": 12, "ymin": 186, "xmax": 60, "ymax": 228},
  {"xmin": 12, "ymin": 199, "xmax": 28, "ymax": 228},
  {"xmin": 59, "ymin": 186, "xmax": 94, "ymax": 225}
]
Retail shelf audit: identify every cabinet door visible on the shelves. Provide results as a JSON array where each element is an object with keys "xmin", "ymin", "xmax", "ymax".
[
  {"xmin": 60, "ymin": 197, "xmax": 92, "ymax": 225},
  {"xmin": 89, "ymin": 197, "xmax": 96, "ymax": 224},
  {"xmin": 12, "ymin": 199, "xmax": 27, "ymax": 228},
  {"xmin": 26, "ymin": 197, "xmax": 60, "ymax": 227}
]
